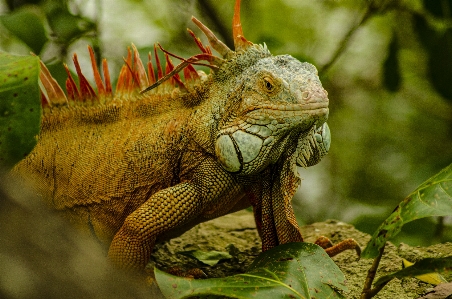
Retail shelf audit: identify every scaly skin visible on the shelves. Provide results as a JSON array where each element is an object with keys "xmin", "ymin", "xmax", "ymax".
[{"xmin": 12, "ymin": 0, "xmax": 335, "ymax": 271}]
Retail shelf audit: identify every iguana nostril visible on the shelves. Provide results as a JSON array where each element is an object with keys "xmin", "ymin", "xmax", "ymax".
[{"xmin": 302, "ymin": 88, "xmax": 328, "ymax": 104}]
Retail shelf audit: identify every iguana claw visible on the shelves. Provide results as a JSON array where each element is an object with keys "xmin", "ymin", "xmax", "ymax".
[{"xmin": 315, "ymin": 236, "xmax": 362, "ymax": 259}]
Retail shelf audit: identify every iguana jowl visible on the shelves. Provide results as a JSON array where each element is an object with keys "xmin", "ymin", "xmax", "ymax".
[{"xmin": 12, "ymin": 0, "xmax": 351, "ymax": 271}]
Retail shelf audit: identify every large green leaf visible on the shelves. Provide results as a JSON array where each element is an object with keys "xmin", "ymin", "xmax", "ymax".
[
  {"xmin": 362, "ymin": 163, "xmax": 452, "ymax": 258},
  {"xmin": 374, "ymin": 256, "xmax": 452, "ymax": 286},
  {"xmin": 155, "ymin": 242, "xmax": 347, "ymax": 299},
  {"xmin": 0, "ymin": 52, "xmax": 41, "ymax": 170},
  {"xmin": 0, "ymin": 6, "xmax": 48, "ymax": 54}
]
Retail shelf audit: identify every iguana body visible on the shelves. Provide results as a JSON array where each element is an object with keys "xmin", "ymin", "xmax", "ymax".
[{"xmin": 13, "ymin": 0, "xmax": 336, "ymax": 271}]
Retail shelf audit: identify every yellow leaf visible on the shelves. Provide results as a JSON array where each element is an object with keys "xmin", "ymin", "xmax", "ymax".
[{"xmin": 402, "ymin": 258, "xmax": 448, "ymax": 285}]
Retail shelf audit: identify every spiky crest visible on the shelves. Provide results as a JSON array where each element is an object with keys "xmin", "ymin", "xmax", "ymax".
[
  {"xmin": 39, "ymin": 0, "xmax": 262, "ymax": 111},
  {"xmin": 190, "ymin": 18, "xmax": 231, "ymax": 57},
  {"xmin": 38, "ymin": 59, "xmax": 66, "ymax": 107},
  {"xmin": 232, "ymin": 0, "xmax": 252, "ymax": 51},
  {"xmin": 88, "ymin": 46, "xmax": 106, "ymax": 96}
]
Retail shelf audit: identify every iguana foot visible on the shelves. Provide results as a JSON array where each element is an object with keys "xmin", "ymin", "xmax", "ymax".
[{"xmin": 315, "ymin": 236, "xmax": 361, "ymax": 258}]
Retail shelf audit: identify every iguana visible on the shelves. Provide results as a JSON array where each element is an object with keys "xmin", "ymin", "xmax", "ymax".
[{"xmin": 12, "ymin": 0, "xmax": 358, "ymax": 272}]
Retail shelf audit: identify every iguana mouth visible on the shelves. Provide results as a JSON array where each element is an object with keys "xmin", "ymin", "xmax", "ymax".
[
  {"xmin": 219, "ymin": 102, "xmax": 329, "ymax": 139},
  {"xmin": 255, "ymin": 106, "xmax": 329, "ymax": 116},
  {"xmin": 243, "ymin": 102, "xmax": 329, "ymax": 113},
  {"xmin": 242, "ymin": 105, "xmax": 329, "ymax": 126}
]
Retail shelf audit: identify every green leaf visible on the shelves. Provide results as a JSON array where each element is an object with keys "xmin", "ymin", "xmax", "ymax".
[
  {"xmin": 0, "ymin": 6, "xmax": 48, "ymax": 54},
  {"xmin": 401, "ymin": 258, "xmax": 448, "ymax": 285},
  {"xmin": 47, "ymin": 8, "xmax": 95, "ymax": 44},
  {"xmin": 374, "ymin": 256, "xmax": 452, "ymax": 286},
  {"xmin": 178, "ymin": 250, "xmax": 232, "ymax": 266},
  {"xmin": 155, "ymin": 242, "xmax": 347, "ymax": 299},
  {"xmin": 0, "ymin": 52, "xmax": 41, "ymax": 170},
  {"xmin": 362, "ymin": 163, "xmax": 452, "ymax": 258}
]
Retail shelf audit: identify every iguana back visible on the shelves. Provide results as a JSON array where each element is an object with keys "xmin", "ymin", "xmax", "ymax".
[{"xmin": 15, "ymin": 56, "xmax": 202, "ymax": 241}]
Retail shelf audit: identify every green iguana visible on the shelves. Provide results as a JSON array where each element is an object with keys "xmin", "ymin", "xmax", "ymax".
[{"xmin": 12, "ymin": 0, "xmax": 358, "ymax": 272}]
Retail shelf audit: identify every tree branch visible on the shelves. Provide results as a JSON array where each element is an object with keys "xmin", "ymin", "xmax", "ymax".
[
  {"xmin": 319, "ymin": 2, "xmax": 376, "ymax": 75},
  {"xmin": 197, "ymin": 0, "xmax": 234, "ymax": 49}
]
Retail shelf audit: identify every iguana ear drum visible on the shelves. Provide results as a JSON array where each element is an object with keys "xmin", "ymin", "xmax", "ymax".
[
  {"xmin": 215, "ymin": 131, "xmax": 263, "ymax": 173},
  {"xmin": 216, "ymin": 135, "xmax": 241, "ymax": 172}
]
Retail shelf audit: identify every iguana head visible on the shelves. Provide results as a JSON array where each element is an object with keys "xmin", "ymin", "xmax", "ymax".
[
  {"xmin": 212, "ymin": 52, "xmax": 329, "ymax": 174},
  {"xmin": 187, "ymin": 0, "xmax": 330, "ymax": 175}
]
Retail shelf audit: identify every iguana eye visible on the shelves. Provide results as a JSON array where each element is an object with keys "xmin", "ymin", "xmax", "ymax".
[{"xmin": 262, "ymin": 77, "xmax": 275, "ymax": 92}]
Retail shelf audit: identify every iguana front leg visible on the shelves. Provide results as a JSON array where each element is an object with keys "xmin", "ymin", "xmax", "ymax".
[
  {"xmin": 249, "ymin": 126, "xmax": 330, "ymax": 251},
  {"xmin": 108, "ymin": 157, "xmax": 240, "ymax": 270}
]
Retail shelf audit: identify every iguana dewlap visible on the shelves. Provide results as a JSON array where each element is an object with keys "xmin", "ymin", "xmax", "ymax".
[{"xmin": 12, "ymin": 0, "xmax": 334, "ymax": 271}]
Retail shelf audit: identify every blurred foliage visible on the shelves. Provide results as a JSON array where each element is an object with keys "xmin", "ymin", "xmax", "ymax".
[
  {"xmin": 363, "ymin": 162, "xmax": 452, "ymax": 258},
  {"xmin": 1, "ymin": 0, "xmax": 97, "ymax": 54},
  {"xmin": 0, "ymin": 6, "xmax": 47, "ymax": 54},
  {"xmin": 0, "ymin": 0, "xmax": 451, "ymax": 246},
  {"xmin": 0, "ymin": 178, "xmax": 154, "ymax": 298},
  {"xmin": 383, "ymin": 32, "xmax": 401, "ymax": 92},
  {"xmin": 0, "ymin": 0, "xmax": 98, "ymax": 84}
]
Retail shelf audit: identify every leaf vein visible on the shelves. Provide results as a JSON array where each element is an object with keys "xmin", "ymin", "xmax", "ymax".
[
  {"xmin": 439, "ymin": 182, "xmax": 452, "ymax": 199},
  {"xmin": 239, "ymin": 273, "xmax": 306, "ymax": 299},
  {"xmin": 416, "ymin": 190, "xmax": 431, "ymax": 208},
  {"xmin": 409, "ymin": 178, "xmax": 452, "ymax": 196}
]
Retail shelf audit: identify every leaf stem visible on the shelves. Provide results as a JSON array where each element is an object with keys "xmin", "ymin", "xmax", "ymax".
[
  {"xmin": 360, "ymin": 243, "xmax": 387, "ymax": 299},
  {"xmin": 319, "ymin": 1, "xmax": 375, "ymax": 75},
  {"xmin": 365, "ymin": 280, "xmax": 391, "ymax": 298}
]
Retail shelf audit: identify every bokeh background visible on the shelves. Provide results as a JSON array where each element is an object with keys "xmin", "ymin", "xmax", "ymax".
[{"xmin": 1, "ymin": 0, "xmax": 451, "ymax": 246}]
